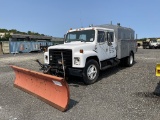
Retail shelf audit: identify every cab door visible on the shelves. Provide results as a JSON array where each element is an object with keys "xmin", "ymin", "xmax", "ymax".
[
  {"xmin": 96, "ymin": 31, "xmax": 109, "ymax": 61},
  {"xmin": 106, "ymin": 32, "xmax": 116, "ymax": 58}
]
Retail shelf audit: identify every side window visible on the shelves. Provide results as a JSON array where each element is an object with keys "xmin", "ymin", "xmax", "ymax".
[
  {"xmin": 107, "ymin": 32, "xmax": 114, "ymax": 42},
  {"xmin": 98, "ymin": 31, "xmax": 105, "ymax": 43}
]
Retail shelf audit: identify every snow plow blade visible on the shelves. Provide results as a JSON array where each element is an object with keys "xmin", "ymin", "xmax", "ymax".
[{"xmin": 11, "ymin": 65, "xmax": 69, "ymax": 112}]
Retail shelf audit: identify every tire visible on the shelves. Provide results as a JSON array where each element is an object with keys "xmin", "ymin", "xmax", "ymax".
[
  {"xmin": 82, "ymin": 60, "xmax": 100, "ymax": 85},
  {"xmin": 119, "ymin": 58, "xmax": 125, "ymax": 66},
  {"xmin": 125, "ymin": 52, "xmax": 134, "ymax": 67}
]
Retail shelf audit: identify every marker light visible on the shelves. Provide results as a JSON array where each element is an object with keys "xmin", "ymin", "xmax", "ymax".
[{"xmin": 80, "ymin": 49, "xmax": 83, "ymax": 53}]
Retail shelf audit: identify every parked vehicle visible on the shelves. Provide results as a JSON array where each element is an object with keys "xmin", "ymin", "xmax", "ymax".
[{"xmin": 143, "ymin": 39, "xmax": 160, "ymax": 49}]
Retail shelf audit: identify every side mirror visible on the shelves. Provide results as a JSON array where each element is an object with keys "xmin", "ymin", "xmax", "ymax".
[
  {"xmin": 64, "ymin": 34, "xmax": 66, "ymax": 39},
  {"xmin": 106, "ymin": 33, "xmax": 111, "ymax": 46},
  {"xmin": 107, "ymin": 37, "xmax": 112, "ymax": 46}
]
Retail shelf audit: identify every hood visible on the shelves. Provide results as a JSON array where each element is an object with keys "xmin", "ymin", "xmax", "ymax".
[{"xmin": 48, "ymin": 42, "xmax": 95, "ymax": 52}]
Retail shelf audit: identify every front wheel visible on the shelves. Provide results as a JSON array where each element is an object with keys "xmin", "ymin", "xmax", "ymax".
[{"xmin": 82, "ymin": 60, "xmax": 100, "ymax": 85}]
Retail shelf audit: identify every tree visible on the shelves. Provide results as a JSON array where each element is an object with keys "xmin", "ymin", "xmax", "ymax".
[
  {"xmin": 0, "ymin": 29, "xmax": 8, "ymax": 32},
  {"xmin": 9, "ymin": 29, "xmax": 17, "ymax": 33},
  {"xmin": 4, "ymin": 33, "xmax": 11, "ymax": 40},
  {"xmin": 27, "ymin": 31, "xmax": 32, "ymax": 35}
]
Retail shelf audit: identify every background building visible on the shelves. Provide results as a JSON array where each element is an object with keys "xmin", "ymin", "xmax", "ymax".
[{"xmin": 8, "ymin": 34, "xmax": 64, "ymax": 53}]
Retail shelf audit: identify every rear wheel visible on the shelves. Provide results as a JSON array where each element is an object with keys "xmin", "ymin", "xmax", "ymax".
[
  {"xmin": 125, "ymin": 52, "xmax": 134, "ymax": 67},
  {"xmin": 82, "ymin": 60, "xmax": 100, "ymax": 85}
]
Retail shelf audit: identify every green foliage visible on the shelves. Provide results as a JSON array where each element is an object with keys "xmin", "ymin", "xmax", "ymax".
[
  {"xmin": 0, "ymin": 29, "xmax": 8, "ymax": 32},
  {"xmin": 137, "ymin": 38, "xmax": 158, "ymax": 42},
  {"xmin": 0, "ymin": 28, "xmax": 45, "ymax": 41},
  {"xmin": 137, "ymin": 38, "xmax": 147, "ymax": 41},
  {"xmin": 8, "ymin": 29, "xmax": 17, "ymax": 33},
  {"xmin": 5, "ymin": 33, "xmax": 11, "ymax": 39},
  {"xmin": 0, "ymin": 28, "xmax": 43, "ymax": 36},
  {"xmin": 27, "ymin": 31, "xmax": 41, "ymax": 35},
  {"xmin": 41, "ymin": 34, "xmax": 45, "ymax": 36},
  {"xmin": 27, "ymin": 31, "xmax": 32, "ymax": 35},
  {"xmin": 0, "ymin": 38, "xmax": 8, "ymax": 41}
]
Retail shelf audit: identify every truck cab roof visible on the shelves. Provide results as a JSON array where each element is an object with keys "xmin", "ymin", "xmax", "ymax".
[{"xmin": 67, "ymin": 27, "xmax": 114, "ymax": 33}]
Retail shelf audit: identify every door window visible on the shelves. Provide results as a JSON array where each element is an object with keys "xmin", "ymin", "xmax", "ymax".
[
  {"xmin": 107, "ymin": 32, "xmax": 114, "ymax": 42},
  {"xmin": 98, "ymin": 31, "xmax": 105, "ymax": 43}
]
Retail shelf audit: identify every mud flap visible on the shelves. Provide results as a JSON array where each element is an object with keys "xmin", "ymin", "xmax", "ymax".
[{"xmin": 11, "ymin": 65, "xmax": 69, "ymax": 112}]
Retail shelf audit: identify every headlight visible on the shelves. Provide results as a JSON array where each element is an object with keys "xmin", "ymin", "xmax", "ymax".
[{"xmin": 74, "ymin": 57, "xmax": 80, "ymax": 65}]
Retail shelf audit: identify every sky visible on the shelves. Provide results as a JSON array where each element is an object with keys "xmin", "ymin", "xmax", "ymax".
[{"xmin": 0, "ymin": 0, "xmax": 160, "ymax": 39}]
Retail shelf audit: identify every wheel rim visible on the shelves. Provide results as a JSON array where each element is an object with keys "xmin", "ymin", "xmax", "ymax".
[
  {"xmin": 130, "ymin": 54, "xmax": 133, "ymax": 65},
  {"xmin": 87, "ymin": 64, "xmax": 97, "ymax": 80}
]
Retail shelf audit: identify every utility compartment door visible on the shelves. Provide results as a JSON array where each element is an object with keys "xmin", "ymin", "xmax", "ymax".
[{"xmin": 117, "ymin": 40, "xmax": 137, "ymax": 59}]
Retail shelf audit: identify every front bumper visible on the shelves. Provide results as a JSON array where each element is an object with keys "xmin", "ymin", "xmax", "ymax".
[{"xmin": 68, "ymin": 68, "xmax": 83, "ymax": 77}]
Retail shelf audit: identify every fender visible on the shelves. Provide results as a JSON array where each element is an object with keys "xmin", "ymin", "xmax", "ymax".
[{"xmin": 73, "ymin": 50, "xmax": 99, "ymax": 68}]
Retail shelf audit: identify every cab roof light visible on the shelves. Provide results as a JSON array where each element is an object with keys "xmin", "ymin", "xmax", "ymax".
[{"xmin": 80, "ymin": 49, "xmax": 83, "ymax": 53}]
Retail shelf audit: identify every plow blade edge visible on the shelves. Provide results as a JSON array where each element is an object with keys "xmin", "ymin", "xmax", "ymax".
[{"xmin": 11, "ymin": 65, "xmax": 69, "ymax": 112}]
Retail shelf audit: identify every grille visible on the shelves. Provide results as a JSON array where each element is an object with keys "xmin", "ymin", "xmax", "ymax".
[{"xmin": 49, "ymin": 49, "xmax": 72, "ymax": 67}]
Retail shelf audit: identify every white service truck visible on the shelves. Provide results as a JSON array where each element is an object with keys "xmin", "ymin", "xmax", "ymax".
[{"xmin": 40, "ymin": 23, "xmax": 137, "ymax": 84}]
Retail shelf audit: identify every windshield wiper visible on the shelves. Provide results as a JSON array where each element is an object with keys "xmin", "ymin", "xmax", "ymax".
[
  {"xmin": 65, "ymin": 40, "xmax": 71, "ymax": 43},
  {"xmin": 66, "ymin": 39, "xmax": 86, "ymax": 42},
  {"xmin": 79, "ymin": 39, "xmax": 86, "ymax": 42},
  {"xmin": 73, "ymin": 39, "xmax": 85, "ymax": 42}
]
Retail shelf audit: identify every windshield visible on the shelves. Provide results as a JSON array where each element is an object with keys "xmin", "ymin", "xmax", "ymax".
[{"xmin": 65, "ymin": 30, "xmax": 95, "ymax": 43}]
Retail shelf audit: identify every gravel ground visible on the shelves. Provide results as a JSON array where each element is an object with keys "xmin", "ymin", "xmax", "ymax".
[{"xmin": 0, "ymin": 49, "xmax": 160, "ymax": 120}]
